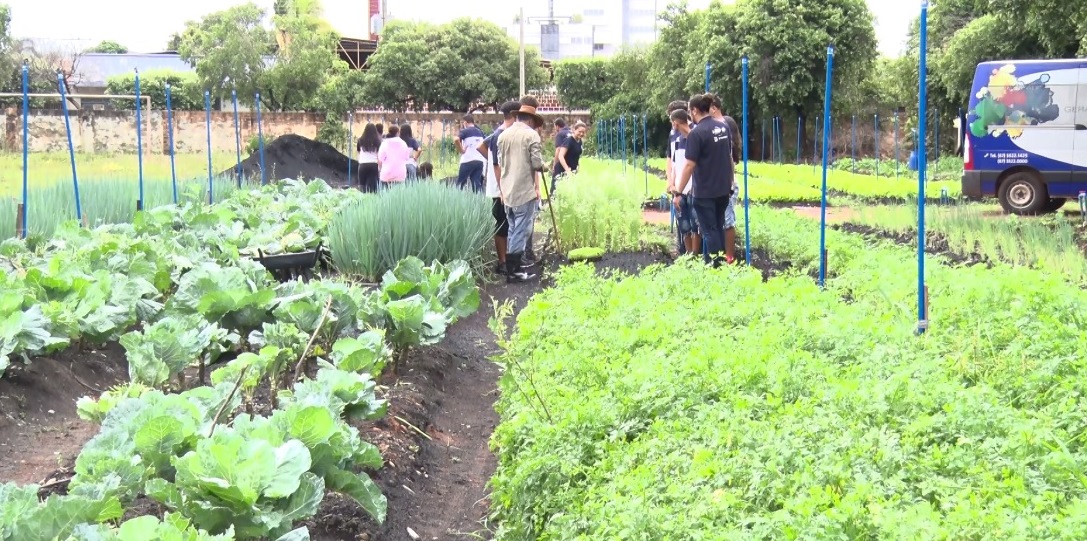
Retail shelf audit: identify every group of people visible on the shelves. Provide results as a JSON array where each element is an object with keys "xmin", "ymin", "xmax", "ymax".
[
  {"xmin": 355, "ymin": 122, "xmax": 428, "ymax": 192},
  {"xmin": 666, "ymin": 93, "xmax": 742, "ymax": 267},
  {"xmin": 468, "ymin": 96, "xmax": 589, "ymax": 283},
  {"xmin": 353, "ymin": 100, "xmax": 590, "ymax": 284}
]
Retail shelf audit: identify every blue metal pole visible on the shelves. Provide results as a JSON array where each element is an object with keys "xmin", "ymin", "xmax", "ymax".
[
  {"xmin": 705, "ymin": 62, "xmax": 711, "ymax": 92},
  {"xmin": 57, "ymin": 71, "xmax": 82, "ymax": 222},
  {"xmin": 257, "ymin": 92, "xmax": 266, "ymax": 185},
  {"xmin": 818, "ymin": 45, "xmax": 835, "ymax": 288},
  {"xmin": 621, "ymin": 115, "xmax": 627, "ymax": 173},
  {"xmin": 232, "ymin": 89, "xmax": 242, "ymax": 188},
  {"xmin": 204, "ymin": 91, "xmax": 213, "ymax": 204},
  {"xmin": 742, "ymin": 55, "xmax": 751, "ymax": 266},
  {"xmin": 851, "ymin": 115, "xmax": 856, "ymax": 174},
  {"xmin": 812, "ymin": 116, "xmax": 819, "ymax": 171},
  {"xmin": 632, "ymin": 113, "xmax": 638, "ymax": 172},
  {"xmin": 165, "ymin": 84, "xmax": 178, "ymax": 205},
  {"xmin": 917, "ymin": 1, "xmax": 930, "ymax": 334},
  {"xmin": 796, "ymin": 116, "xmax": 801, "ymax": 164},
  {"xmin": 20, "ymin": 61, "xmax": 28, "ymax": 238},
  {"xmin": 643, "ymin": 112, "xmax": 649, "ymax": 195},
  {"xmin": 894, "ymin": 111, "xmax": 900, "ymax": 179},
  {"xmin": 874, "ymin": 114, "xmax": 880, "ymax": 176},
  {"xmin": 347, "ymin": 112, "xmax": 354, "ymax": 187},
  {"xmin": 134, "ymin": 69, "xmax": 145, "ymax": 209}
]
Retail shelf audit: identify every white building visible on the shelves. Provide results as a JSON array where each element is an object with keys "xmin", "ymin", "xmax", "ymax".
[{"xmin": 508, "ymin": 0, "xmax": 663, "ymax": 60}]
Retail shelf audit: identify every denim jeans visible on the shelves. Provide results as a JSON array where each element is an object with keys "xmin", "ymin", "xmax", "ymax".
[
  {"xmin": 505, "ymin": 199, "xmax": 538, "ymax": 255},
  {"xmin": 457, "ymin": 161, "xmax": 484, "ymax": 193},
  {"xmin": 692, "ymin": 194, "xmax": 731, "ymax": 266},
  {"xmin": 406, "ymin": 163, "xmax": 418, "ymax": 181}
]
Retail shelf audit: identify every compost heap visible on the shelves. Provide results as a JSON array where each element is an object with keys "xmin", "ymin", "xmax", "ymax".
[{"xmin": 223, "ymin": 134, "xmax": 361, "ymax": 186}]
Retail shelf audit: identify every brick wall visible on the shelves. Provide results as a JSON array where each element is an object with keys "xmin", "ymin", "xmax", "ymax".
[{"xmin": 0, "ymin": 109, "xmax": 592, "ymax": 154}]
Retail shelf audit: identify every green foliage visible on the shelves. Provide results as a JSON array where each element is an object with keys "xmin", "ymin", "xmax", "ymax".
[
  {"xmin": 567, "ymin": 247, "xmax": 604, "ymax": 261},
  {"xmin": 105, "ymin": 69, "xmax": 203, "ymax": 110},
  {"xmin": 851, "ymin": 203, "xmax": 1087, "ymax": 282},
  {"xmin": 177, "ymin": 3, "xmax": 272, "ymax": 105},
  {"xmin": 260, "ymin": 16, "xmax": 343, "ymax": 112},
  {"xmin": 361, "ymin": 19, "xmax": 547, "ymax": 112},
  {"xmin": 553, "ymin": 58, "xmax": 615, "ymax": 110},
  {"xmin": 491, "ymin": 206, "xmax": 1087, "ymax": 540},
  {"xmin": 87, "ymin": 40, "xmax": 128, "ymax": 54},
  {"xmin": 551, "ymin": 160, "xmax": 645, "ymax": 252},
  {"xmin": 315, "ymin": 113, "xmax": 349, "ymax": 151},
  {"xmin": 327, "ymin": 182, "xmax": 492, "ymax": 279}
]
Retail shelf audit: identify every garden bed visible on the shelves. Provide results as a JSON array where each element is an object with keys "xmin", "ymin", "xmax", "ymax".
[{"xmin": 832, "ymin": 222, "xmax": 992, "ymax": 266}]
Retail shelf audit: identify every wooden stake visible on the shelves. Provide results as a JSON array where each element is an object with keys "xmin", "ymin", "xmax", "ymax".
[{"xmin": 15, "ymin": 203, "xmax": 24, "ymax": 238}]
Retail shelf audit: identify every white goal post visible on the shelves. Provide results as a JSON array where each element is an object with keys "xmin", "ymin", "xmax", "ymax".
[{"xmin": 0, "ymin": 92, "xmax": 154, "ymax": 153}]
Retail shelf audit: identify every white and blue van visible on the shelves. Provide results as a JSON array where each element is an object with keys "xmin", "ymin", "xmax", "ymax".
[{"xmin": 961, "ymin": 59, "xmax": 1086, "ymax": 214}]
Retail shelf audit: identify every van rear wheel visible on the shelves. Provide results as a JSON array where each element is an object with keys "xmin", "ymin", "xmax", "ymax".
[
  {"xmin": 998, "ymin": 172, "xmax": 1048, "ymax": 215},
  {"xmin": 1044, "ymin": 198, "xmax": 1067, "ymax": 213}
]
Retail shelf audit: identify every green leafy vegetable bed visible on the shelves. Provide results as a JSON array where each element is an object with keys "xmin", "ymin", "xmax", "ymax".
[
  {"xmin": 0, "ymin": 176, "xmax": 483, "ymax": 540},
  {"xmin": 490, "ymin": 208, "xmax": 1087, "ymax": 540}
]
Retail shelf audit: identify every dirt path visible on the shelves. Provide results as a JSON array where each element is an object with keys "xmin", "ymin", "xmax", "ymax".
[{"xmin": 0, "ymin": 343, "xmax": 128, "ymax": 485}]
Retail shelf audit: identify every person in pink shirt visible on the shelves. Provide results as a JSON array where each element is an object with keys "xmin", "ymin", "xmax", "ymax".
[{"xmin": 378, "ymin": 125, "xmax": 411, "ymax": 186}]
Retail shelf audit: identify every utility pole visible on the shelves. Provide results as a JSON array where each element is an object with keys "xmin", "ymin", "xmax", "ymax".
[{"xmin": 519, "ymin": 7, "xmax": 525, "ymax": 96}]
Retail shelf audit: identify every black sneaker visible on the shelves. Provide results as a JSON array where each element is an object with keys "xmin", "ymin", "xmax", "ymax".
[
  {"xmin": 507, "ymin": 270, "xmax": 536, "ymax": 283},
  {"xmin": 495, "ymin": 261, "xmax": 506, "ymax": 274}
]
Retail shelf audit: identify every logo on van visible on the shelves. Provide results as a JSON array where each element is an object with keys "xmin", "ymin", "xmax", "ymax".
[{"xmin": 969, "ymin": 63, "xmax": 1060, "ymax": 139}]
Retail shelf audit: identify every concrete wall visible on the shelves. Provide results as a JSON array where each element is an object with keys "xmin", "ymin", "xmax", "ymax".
[{"xmin": 0, "ymin": 109, "xmax": 592, "ymax": 154}]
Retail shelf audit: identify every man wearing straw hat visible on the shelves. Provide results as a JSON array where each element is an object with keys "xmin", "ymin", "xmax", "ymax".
[{"xmin": 497, "ymin": 96, "xmax": 546, "ymax": 283}]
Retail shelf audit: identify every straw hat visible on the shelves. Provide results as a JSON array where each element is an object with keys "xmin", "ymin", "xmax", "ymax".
[{"xmin": 517, "ymin": 103, "xmax": 544, "ymax": 129}]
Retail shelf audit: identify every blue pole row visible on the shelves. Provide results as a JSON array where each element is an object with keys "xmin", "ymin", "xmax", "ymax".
[{"xmin": 23, "ymin": 75, "xmax": 276, "ymax": 236}]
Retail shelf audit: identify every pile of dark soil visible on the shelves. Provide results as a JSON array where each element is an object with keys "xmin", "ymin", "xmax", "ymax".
[{"xmin": 222, "ymin": 134, "xmax": 362, "ymax": 187}]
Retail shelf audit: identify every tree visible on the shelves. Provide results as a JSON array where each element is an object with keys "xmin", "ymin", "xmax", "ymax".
[
  {"xmin": 272, "ymin": 0, "xmax": 333, "ymax": 51},
  {"xmin": 260, "ymin": 16, "xmax": 343, "ymax": 111},
  {"xmin": 554, "ymin": 58, "xmax": 617, "ymax": 109},
  {"xmin": 87, "ymin": 40, "xmax": 128, "ymax": 54},
  {"xmin": 732, "ymin": 0, "xmax": 877, "ymax": 116},
  {"xmin": 177, "ymin": 3, "xmax": 272, "ymax": 104},
  {"xmin": 361, "ymin": 18, "xmax": 546, "ymax": 112}
]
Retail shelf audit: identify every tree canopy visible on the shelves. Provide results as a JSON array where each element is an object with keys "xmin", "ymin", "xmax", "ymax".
[
  {"xmin": 87, "ymin": 40, "xmax": 128, "ymax": 54},
  {"xmin": 360, "ymin": 18, "xmax": 547, "ymax": 112}
]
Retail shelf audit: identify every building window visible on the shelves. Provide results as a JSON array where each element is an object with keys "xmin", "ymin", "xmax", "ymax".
[
  {"xmin": 584, "ymin": 9, "xmax": 604, "ymax": 16},
  {"xmin": 594, "ymin": 43, "xmax": 605, "ymax": 50}
]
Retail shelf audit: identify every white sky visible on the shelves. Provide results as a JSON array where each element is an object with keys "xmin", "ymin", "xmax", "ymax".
[{"xmin": 6, "ymin": 0, "xmax": 914, "ymax": 57}]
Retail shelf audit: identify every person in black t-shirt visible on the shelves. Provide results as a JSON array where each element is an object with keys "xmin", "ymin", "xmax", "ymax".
[
  {"xmin": 675, "ymin": 94, "xmax": 734, "ymax": 267},
  {"xmin": 551, "ymin": 122, "xmax": 586, "ymax": 195}
]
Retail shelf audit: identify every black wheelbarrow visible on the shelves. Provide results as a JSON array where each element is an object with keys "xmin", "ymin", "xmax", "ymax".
[{"xmin": 254, "ymin": 241, "xmax": 327, "ymax": 283}]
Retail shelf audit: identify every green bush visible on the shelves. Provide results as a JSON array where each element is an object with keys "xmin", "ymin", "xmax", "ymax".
[
  {"xmin": 105, "ymin": 69, "xmax": 202, "ymax": 110},
  {"xmin": 552, "ymin": 159, "xmax": 645, "ymax": 252},
  {"xmin": 246, "ymin": 134, "xmax": 276, "ymax": 155},
  {"xmin": 327, "ymin": 182, "xmax": 492, "ymax": 280}
]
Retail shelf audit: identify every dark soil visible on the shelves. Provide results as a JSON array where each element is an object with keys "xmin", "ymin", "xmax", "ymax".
[
  {"xmin": 745, "ymin": 245, "xmax": 794, "ymax": 281},
  {"xmin": 0, "ymin": 343, "xmax": 128, "ymax": 485},
  {"xmin": 833, "ymin": 223, "xmax": 992, "ymax": 267},
  {"xmin": 311, "ymin": 278, "xmax": 543, "ymax": 541},
  {"xmin": 222, "ymin": 134, "xmax": 362, "ymax": 187},
  {"xmin": 543, "ymin": 250, "xmax": 673, "ymax": 285}
]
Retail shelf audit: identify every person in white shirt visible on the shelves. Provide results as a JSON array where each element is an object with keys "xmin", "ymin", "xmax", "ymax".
[
  {"xmin": 454, "ymin": 114, "xmax": 487, "ymax": 192},
  {"xmin": 355, "ymin": 123, "xmax": 381, "ymax": 193},
  {"xmin": 477, "ymin": 101, "xmax": 522, "ymax": 274},
  {"xmin": 668, "ymin": 108, "xmax": 701, "ymax": 255}
]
